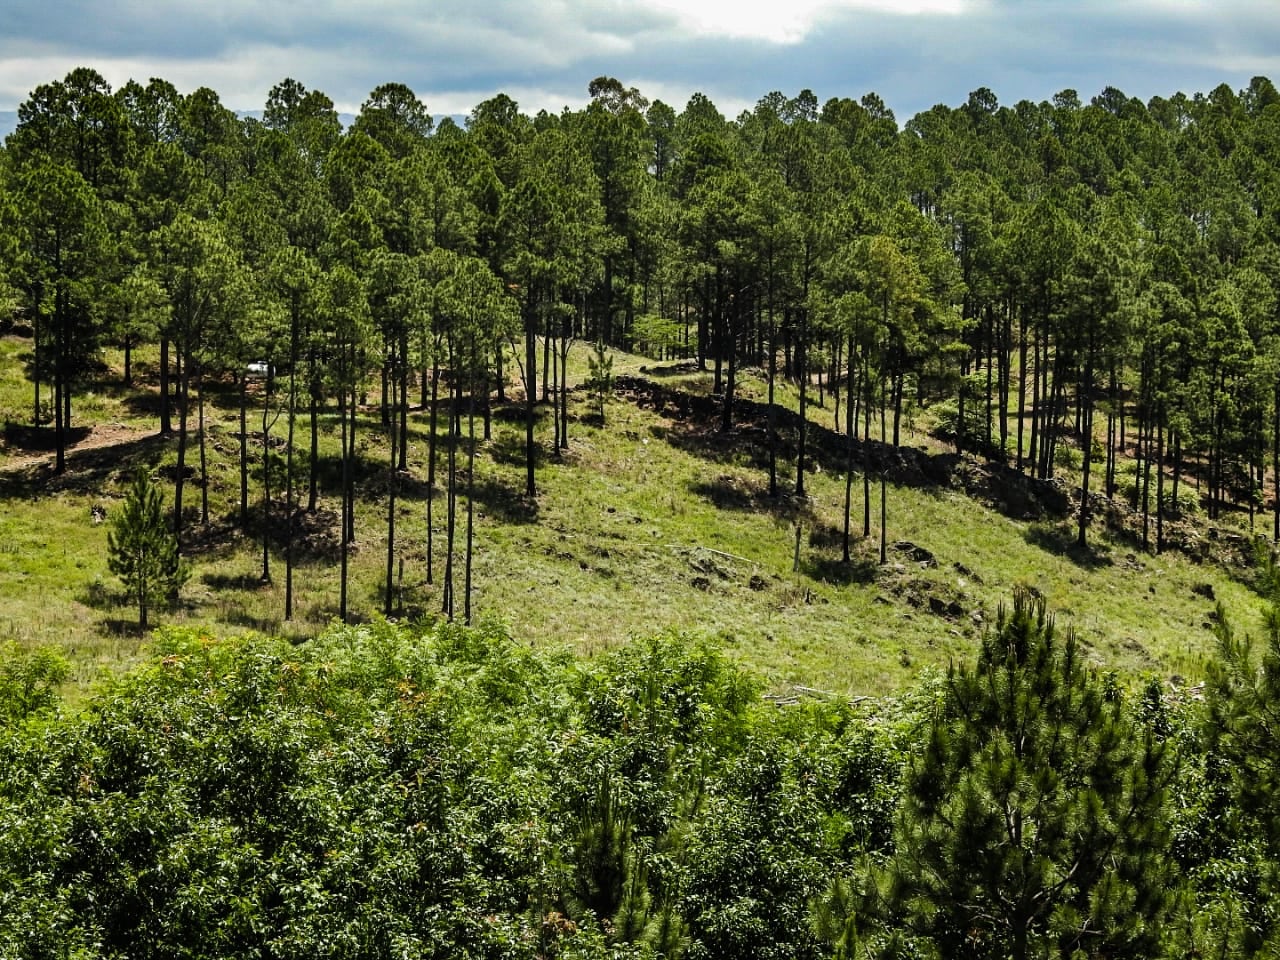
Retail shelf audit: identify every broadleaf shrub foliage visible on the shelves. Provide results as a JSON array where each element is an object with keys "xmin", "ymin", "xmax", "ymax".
[{"xmin": 0, "ymin": 608, "xmax": 1265, "ymax": 958}]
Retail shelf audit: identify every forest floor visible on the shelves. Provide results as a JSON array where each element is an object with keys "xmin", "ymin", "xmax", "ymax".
[{"xmin": 0, "ymin": 331, "xmax": 1268, "ymax": 701}]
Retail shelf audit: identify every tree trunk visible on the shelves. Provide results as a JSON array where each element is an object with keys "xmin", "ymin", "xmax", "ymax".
[
  {"xmin": 285, "ymin": 318, "xmax": 298, "ymax": 621},
  {"xmin": 261, "ymin": 369, "xmax": 274, "ymax": 583},
  {"xmin": 768, "ymin": 312, "xmax": 778, "ymax": 497},
  {"xmin": 465, "ymin": 337, "xmax": 478, "ymax": 625},
  {"xmin": 308, "ymin": 359, "xmax": 319, "ymax": 512},
  {"xmin": 239, "ymin": 374, "xmax": 249, "ymax": 528},
  {"xmin": 843, "ymin": 339, "xmax": 857, "ymax": 563},
  {"xmin": 1077, "ymin": 368, "xmax": 1093, "ymax": 549},
  {"xmin": 427, "ymin": 352, "xmax": 441, "ymax": 585},
  {"xmin": 863, "ymin": 369, "xmax": 873, "ymax": 539},
  {"xmin": 1017, "ymin": 307, "xmax": 1027, "ymax": 473},
  {"xmin": 384, "ymin": 357, "xmax": 398, "ymax": 618},
  {"xmin": 880, "ymin": 379, "xmax": 888, "ymax": 564},
  {"xmin": 174, "ymin": 347, "xmax": 189, "ymax": 551},
  {"xmin": 197, "ymin": 362, "xmax": 208, "ymax": 526},
  {"xmin": 442, "ymin": 360, "xmax": 459, "ymax": 620},
  {"xmin": 559, "ymin": 335, "xmax": 570, "ymax": 450},
  {"xmin": 160, "ymin": 336, "xmax": 173, "ymax": 435},
  {"xmin": 340, "ymin": 356, "xmax": 351, "ymax": 623},
  {"xmin": 1156, "ymin": 404, "xmax": 1166, "ymax": 554},
  {"xmin": 796, "ymin": 311, "xmax": 808, "ymax": 498},
  {"xmin": 525, "ymin": 296, "xmax": 537, "ymax": 498}
]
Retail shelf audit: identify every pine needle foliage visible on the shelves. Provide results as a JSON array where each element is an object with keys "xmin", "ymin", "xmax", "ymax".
[
  {"xmin": 107, "ymin": 470, "xmax": 188, "ymax": 628},
  {"xmin": 586, "ymin": 340, "xmax": 614, "ymax": 422},
  {"xmin": 887, "ymin": 590, "xmax": 1178, "ymax": 960}
]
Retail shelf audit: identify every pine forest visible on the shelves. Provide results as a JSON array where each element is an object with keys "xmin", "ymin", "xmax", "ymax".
[{"xmin": 3, "ymin": 69, "xmax": 1280, "ymax": 957}]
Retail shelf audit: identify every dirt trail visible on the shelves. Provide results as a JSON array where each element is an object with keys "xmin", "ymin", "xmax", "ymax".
[{"xmin": 0, "ymin": 422, "xmax": 157, "ymax": 475}]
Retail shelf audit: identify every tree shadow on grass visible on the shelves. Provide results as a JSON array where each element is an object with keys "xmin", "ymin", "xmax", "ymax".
[
  {"xmin": 615, "ymin": 374, "xmax": 1080, "ymax": 531},
  {"xmin": 1023, "ymin": 522, "xmax": 1114, "ymax": 570},
  {"xmin": 802, "ymin": 553, "xmax": 881, "ymax": 587},
  {"xmin": 488, "ymin": 430, "xmax": 545, "ymax": 469},
  {"xmin": 469, "ymin": 476, "xmax": 539, "ymax": 524},
  {"xmin": 689, "ymin": 474, "xmax": 814, "ymax": 524},
  {"xmin": 3, "ymin": 422, "xmax": 91, "ymax": 452},
  {"xmin": 222, "ymin": 609, "xmax": 283, "ymax": 633},
  {"xmin": 203, "ymin": 571, "xmax": 271, "ymax": 591},
  {"xmin": 98, "ymin": 617, "xmax": 147, "ymax": 638},
  {"xmin": 0, "ymin": 431, "xmax": 171, "ymax": 500},
  {"xmin": 490, "ymin": 401, "xmax": 553, "ymax": 425}
]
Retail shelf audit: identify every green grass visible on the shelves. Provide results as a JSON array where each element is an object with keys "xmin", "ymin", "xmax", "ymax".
[{"xmin": 0, "ymin": 331, "xmax": 1267, "ymax": 700}]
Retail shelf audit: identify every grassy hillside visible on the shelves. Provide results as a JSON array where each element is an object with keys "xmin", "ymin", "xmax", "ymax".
[{"xmin": 0, "ymin": 331, "xmax": 1267, "ymax": 697}]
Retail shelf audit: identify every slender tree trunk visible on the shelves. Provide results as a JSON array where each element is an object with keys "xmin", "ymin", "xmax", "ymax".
[
  {"xmin": 443, "ymin": 359, "xmax": 459, "ymax": 620},
  {"xmin": 1172, "ymin": 430, "xmax": 1182, "ymax": 524},
  {"xmin": 339, "ymin": 354, "xmax": 350, "ymax": 623},
  {"xmin": 261, "ymin": 371, "xmax": 273, "ymax": 583},
  {"xmin": 984, "ymin": 305, "xmax": 994, "ymax": 450},
  {"xmin": 1077, "ymin": 369, "xmax": 1093, "ymax": 549},
  {"xmin": 174, "ymin": 346, "xmax": 189, "ymax": 551},
  {"xmin": 239, "ymin": 374, "xmax": 249, "ymax": 528},
  {"xmin": 551, "ymin": 329, "xmax": 561, "ymax": 451},
  {"xmin": 308, "ymin": 360, "xmax": 319, "ymax": 513},
  {"xmin": 384, "ymin": 355, "xmax": 398, "ymax": 618},
  {"xmin": 1274, "ymin": 381, "xmax": 1280, "ymax": 541},
  {"xmin": 891, "ymin": 372, "xmax": 904, "ymax": 448},
  {"xmin": 880, "ymin": 380, "xmax": 888, "ymax": 565},
  {"xmin": 559, "ymin": 335, "xmax": 570, "ymax": 450},
  {"xmin": 1141, "ymin": 416, "xmax": 1153, "ymax": 552},
  {"xmin": 1017, "ymin": 307, "xmax": 1028, "ymax": 473},
  {"xmin": 31, "ymin": 301, "xmax": 41, "ymax": 429},
  {"xmin": 796, "ymin": 310, "xmax": 808, "ymax": 497},
  {"xmin": 525, "ymin": 296, "xmax": 537, "ymax": 498},
  {"xmin": 427, "ymin": 354, "xmax": 440, "ymax": 585},
  {"xmin": 53, "ymin": 297, "xmax": 66, "ymax": 474},
  {"xmin": 285, "ymin": 322, "xmax": 298, "ymax": 621},
  {"xmin": 398, "ymin": 334, "xmax": 409, "ymax": 472},
  {"xmin": 197, "ymin": 361, "xmax": 208, "ymax": 526},
  {"xmin": 843, "ymin": 339, "xmax": 857, "ymax": 563},
  {"xmin": 863, "ymin": 368, "xmax": 872, "ymax": 538},
  {"xmin": 999, "ymin": 303, "xmax": 1012, "ymax": 455},
  {"xmin": 768, "ymin": 311, "xmax": 778, "ymax": 497},
  {"xmin": 721, "ymin": 312, "xmax": 736, "ymax": 433},
  {"xmin": 543, "ymin": 323, "xmax": 552, "ymax": 402},
  {"xmin": 160, "ymin": 337, "xmax": 173, "ymax": 435},
  {"xmin": 1028, "ymin": 323, "xmax": 1040, "ymax": 477},
  {"xmin": 1156, "ymin": 403, "xmax": 1166, "ymax": 554},
  {"xmin": 465, "ymin": 338, "xmax": 478, "ymax": 625}
]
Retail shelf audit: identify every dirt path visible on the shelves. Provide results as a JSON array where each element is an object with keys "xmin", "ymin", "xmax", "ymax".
[{"xmin": 0, "ymin": 422, "xmax": 157, "ymax": 475}]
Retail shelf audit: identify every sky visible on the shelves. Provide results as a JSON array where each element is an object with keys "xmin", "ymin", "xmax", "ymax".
[{"xmin": 0, "ymin": 0, "xmax": 1277, "ymax": 126}]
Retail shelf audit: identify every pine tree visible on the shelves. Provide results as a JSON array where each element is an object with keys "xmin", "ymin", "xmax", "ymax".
[
  {"xmin": 1199, "ymin": 595, "xmax": 1280, "ymax": 955},
  {"xmin": 587, "ymin": 340, "xmax": 614, "ymax": 423},
  {"xmin": 886, "ymin": 590, "xmax": 1177, "ymax": 960},
  {"xmin": 107, "ymin": 470, "xmax": 188, "ymax": 628}
]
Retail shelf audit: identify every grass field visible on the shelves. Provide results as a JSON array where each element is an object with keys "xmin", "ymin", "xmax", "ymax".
[{"xmin": 0, "ymin": 331, "xmax": 1267, "ymax": 700}]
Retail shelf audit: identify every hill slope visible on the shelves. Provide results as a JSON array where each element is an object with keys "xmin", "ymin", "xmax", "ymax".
[{"xmin": 0, "ymin": 333, "xmax": 1266, "ymax": 695}]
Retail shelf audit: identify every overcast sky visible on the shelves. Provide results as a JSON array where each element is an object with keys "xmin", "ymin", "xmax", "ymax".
[{"xmin": 0, "ymin": 0, "xmax": 1277, "ymax": 123}]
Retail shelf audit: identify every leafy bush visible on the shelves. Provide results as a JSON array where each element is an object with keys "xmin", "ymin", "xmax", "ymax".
[
  {"xmin": 0, "ymin": 643, "xmax": 68, "ymax": 723},
  {"xmin": 1113, "ymin": 461, "xmax": 1202, "ymax": 516},
  {"xmin": 926, "ymin": 397, "xmax": 1008, "ymax": 459}
]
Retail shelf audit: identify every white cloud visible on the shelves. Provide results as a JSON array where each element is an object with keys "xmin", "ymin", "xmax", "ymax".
[{"xmin": 637, "ymin": 0, "xmax": 968, "ymax": 43}]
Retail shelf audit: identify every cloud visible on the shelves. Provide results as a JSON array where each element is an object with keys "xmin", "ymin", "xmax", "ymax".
[{"xmin": 0, "ymin": 0, "xmax": 1275, "ymax": 123}]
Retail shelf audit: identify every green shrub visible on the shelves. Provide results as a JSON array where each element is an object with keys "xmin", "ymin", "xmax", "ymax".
[{"xmin": 0, "ymin": 643, "xmax": 68, "ymax": 723}]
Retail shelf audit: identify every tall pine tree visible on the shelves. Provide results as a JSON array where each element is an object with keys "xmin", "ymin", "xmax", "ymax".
[{"xmin": 886, "ymin": 590, "xmax": 1177, "ymax": 960}]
